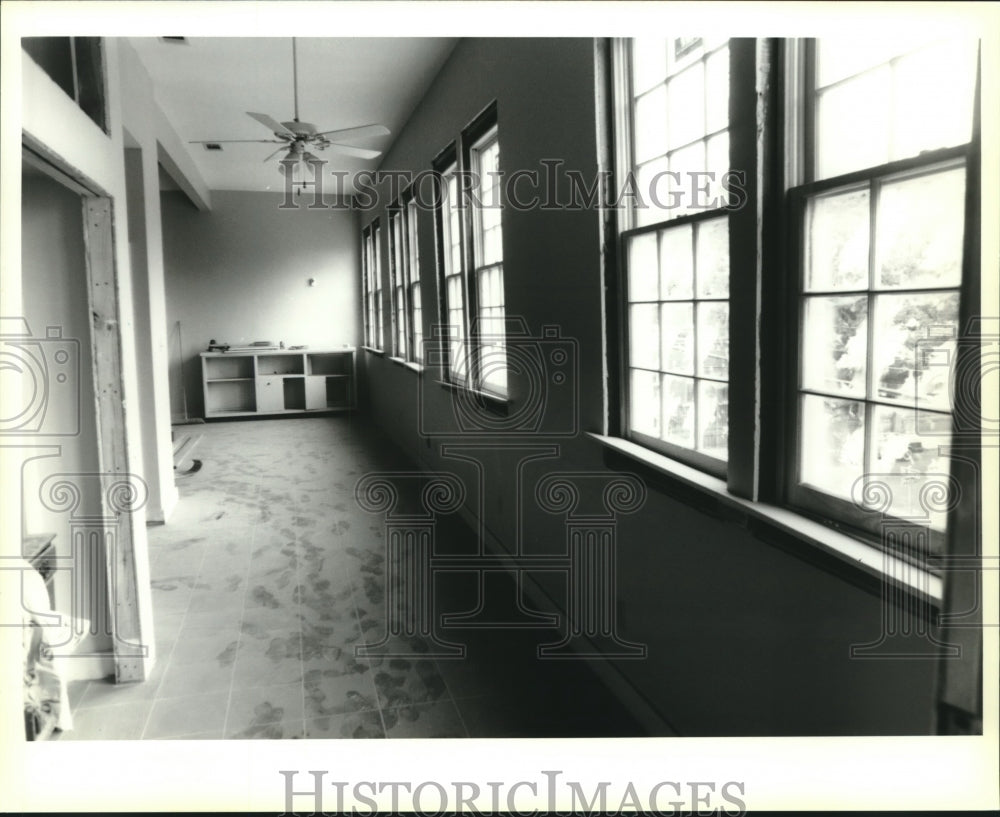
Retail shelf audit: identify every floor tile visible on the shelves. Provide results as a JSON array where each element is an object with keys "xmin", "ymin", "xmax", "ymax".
[
  {"xmin": 382, "ymin": 699, "xmax": 467, "ymax": 738},
  {"xmin": 302, "ymin": 667, "xmax": 379, "ymax": 718},
  {"xmin": 143, "ymin": 692, "xmax": 228, "ymax": 739},
  {"xmin": 304, "ymin": 711, "xmax": 384, "ymax": 739},
  {"xmin": 169, "ymin": 632, "xmax": 241, "ymax": 667},
  {"xmin": 60, "ymin": 699, "xmax": 153, "ymax": 740},
  {"xmin": 226, "ymin": 682, "xmax": 304, "ymax": 733},
  {"xmin": 156, "ymin": 658, "xmax": 235, "ymax": 699}
]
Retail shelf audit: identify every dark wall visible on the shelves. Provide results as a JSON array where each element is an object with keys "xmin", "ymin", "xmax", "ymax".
[{"xmin": 362, "ymin": 38, "xmax": 939, "ymax": 735}]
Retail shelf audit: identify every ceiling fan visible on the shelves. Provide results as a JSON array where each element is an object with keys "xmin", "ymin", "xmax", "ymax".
[{"xmin": 190, "ymin": 38, "xmax": 390, "ymax": 169}]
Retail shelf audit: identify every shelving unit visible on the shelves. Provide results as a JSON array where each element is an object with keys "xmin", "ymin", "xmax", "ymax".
[{"xmin": 201, "ymin": 348, "xmax": 356, "ymax": 419}]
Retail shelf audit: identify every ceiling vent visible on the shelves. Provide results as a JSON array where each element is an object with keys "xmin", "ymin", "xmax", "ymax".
[
  {"xmin": 204, "ymin": 143, "xmax": 223, "ymax": 151},
  {"xmin": 160, "ymin": 37, "xmax": 188, "ymax": 45}
]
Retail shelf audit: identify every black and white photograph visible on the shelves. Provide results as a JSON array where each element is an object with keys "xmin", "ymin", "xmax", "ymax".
[{"xmin": 2, "ymin": 1, "xmax": 997, "ymax": 813}]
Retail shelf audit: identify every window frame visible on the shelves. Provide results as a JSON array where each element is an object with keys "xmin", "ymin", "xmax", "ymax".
[
  {"xmin": 387, "ymin": 204, "xmax": 408, "ymax": 359},
  {"xmin": 432, "ymin": 144, "xmax": 469, "ymax": 386},
  {"xmin": 613, "ymin": 38, "xmax": 759, "ymax": 481},
  {"xmin": 609, "ymin": 36, "xmax": 981, "ymax": 570},
  {"xmin": 432, "ymin": 103, "xmax": 508, "ymax": 398},
  {"xmin": 465, "ymin": 115, "xmax": 508, "ymax": 399},
  {"xmin": 361, "ymin": 218, "xmax": 384, "ymax": 352},
  {"xmin": 405, "ymin": 193, "xmax": 425, "ymax": 364},
  {"xmin": 781, "ymin": 37, "xmax": 981, "ymax": 561}
]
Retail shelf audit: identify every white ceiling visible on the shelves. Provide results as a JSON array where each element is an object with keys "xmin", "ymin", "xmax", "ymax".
[{"xmin": 129, "ymin": 37, "xmax": 457, "ymax": 194}]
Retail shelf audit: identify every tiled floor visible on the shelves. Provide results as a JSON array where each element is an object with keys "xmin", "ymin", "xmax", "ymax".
[{"xmin": 58, "ymin": 416, "xmax": 645, "ymax": 740}]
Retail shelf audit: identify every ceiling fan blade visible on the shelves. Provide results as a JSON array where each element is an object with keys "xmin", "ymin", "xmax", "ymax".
[
  {"xmin": 189, "ymin": 139, "xmax": 288, "ymax": 144},
  {"xmin": 247, "ymin": 112, "xmax": 296, "ymax": 138},
  {"xmin": 314, "ymin": 124, "xmax": 390, "ymax": 142},
  {"xmin": 324, "ymin": 143, "xmax": 383, "ymax": 160},
  {"xmin": 263, "ymin": 145, "xmax": 291, "ymax": 163}
]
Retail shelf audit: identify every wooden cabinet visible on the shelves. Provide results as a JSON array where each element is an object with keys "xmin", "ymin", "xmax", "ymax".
[{"xmin": 201, "ymin": 348, "xmax": 356, "ymax": 419}]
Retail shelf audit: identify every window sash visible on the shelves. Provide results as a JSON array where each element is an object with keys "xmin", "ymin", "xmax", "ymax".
[
  {"xmin": 616, "ymin": 38, "xmax": 734, "ymax": 474},
  {"xmin": 468, "ymin": 126, "xmax": 508, "ymax": 397},
  {"xmin": 786, "ymin": 149, "xmax": 970, "ymax": 553},
  {"xmin": 612, "ymin": 35, "xmax": 978, "ymax": 565},
  {"xmin": 406, "ymin": 197, "xmax": 423, "ymax": 362},
  {"xmin": 438, "ymin": 165, "xmax": 468, "ymax": 383},
  {"xmin": 388, "ymin": 209, "xmax": 408, "ymax": 359}
]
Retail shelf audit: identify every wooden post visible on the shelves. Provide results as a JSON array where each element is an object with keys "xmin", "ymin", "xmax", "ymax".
[{"xmin": 81, "ymin": 198, "xmax": 147, "ymax": 682}]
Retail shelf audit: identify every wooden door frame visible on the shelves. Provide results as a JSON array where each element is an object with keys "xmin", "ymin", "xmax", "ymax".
[{"xmin": 23, "ymin": 138, "xmax": 150, "ymax": 682}]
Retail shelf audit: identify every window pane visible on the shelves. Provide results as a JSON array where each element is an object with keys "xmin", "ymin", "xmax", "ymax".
[
  {"xmin": 801, "ymin": 295, "xmax": 869, "ymax": 398},
  {"xmin": 705, "ymin": 46, "xmax": 729, "ymax": 134},
  {"xmin": 799, "ymin": 394, "xmax": 865, "ymax": 500},
  {"xmin": 482, "ymin": 226, "xmax": 503, "ymax": 266},
  {"xmin": 697, "ymin": 380, "xmax": 728, "ymax": 461},
  {"xmin": 659, "ymin": 224, "xmax": 693, "ymax": 300},
  {"xmin": 867, "ymin": 404, "xmax": 952, "ymax": 530},
  {"xmin": 806, "ymin": 188, "xmax": 870, "ymax": 292},
  {"xmin": 628, "ymin": 231, "xmax": 659, "ymax": 301},
  {"xmin": 872, "ymin": 291, "xmax": 960, "ymax": 407},
  {"xmin": 667, "ymin": 62, "xmax": 706, "ymax": 150},
  {"xmin": 636, "ymin": 156, "xmax": 671, "ymax": 227},
  {"xmin": 632, "ymin": 39, "xmax": 668, "ymax": 95},
  {"xmin": 668, "ymin": 140, "xmax": 706, "ymax": 216},
  {"xmin": 661, "ymin": 373, "xmax": 695, "ymax": 448},
  {"xmin": 630, "ymin": 368, "xmax": 661, "ymax": 438},
  {"xmin": 815, "ymin": 68, "xmax": 891, "ymax": 179},
  {"xmin": 695, "ymin": 216, "xmax": 729, "ymax": 298},
  {"xmin": 634, "ymin": 84, "xmax": 668, "ymax": 164},
  {"xmin": 696, "ymin": 302, "xmax": 729, "ymax": 379},
  {"xmin": 816, "ymin": 36, "xmax": 929, "ymax": 87},
  {"xmin": 892, "ymin": 40, "xmax": 977, "ymax": 161},
  {"xmin": 629, "ymin": 304, "xmax": 660, "ymax": 370},
  {"xmin": 660, "ymin": 302, "xmax": 694, "ymax": 375},
  {"xmin": 876, "ymin": 167, "xmax": 965, "ymax": 289}
]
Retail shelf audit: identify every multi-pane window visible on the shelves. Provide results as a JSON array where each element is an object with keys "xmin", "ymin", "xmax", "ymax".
[
  {"xmin": 470, "ymin": 127, "xmax": 507, "ymax": 397},
  {"xmin": 388, "ymin": 208, "xmax": 408, "ymax": 358},
  {"xmin": 406, "ymin": 197, "xmax": 424, "ymax": 363},
  {"xmin": 790, "ymin": 37, "xmax": 978, "ymax": 545},
  {"xmin": 618, "ymin": 38, "xmax": 732, "ymax": 472},
  {"xmin": 613, "ymin": 35, "xmax": 979, "ymax": 560},
  {"xmin": 361, "ymin": 220, "xmax": 383, "ymax": 351},
  {"xmin": 361, "ymin": 222, "xmax": 378, "ymax": 350},
  {"xmin": 628, "ymin": 37, "xmax": 731, "ymax": 228},
  {"xmin": 810, "ymin": 37, "xmax": 978, "ymax": 180},
  {"xmin": 627, "ymin": 216, "xmax": 730, "ymax": 463},
  {"xmin": 438, "ymin": 162, "xmax": 468, "ymax": 382},
  {"xmin": 373, "ymin": 222, "xmax": 384, "ymax": 351}
]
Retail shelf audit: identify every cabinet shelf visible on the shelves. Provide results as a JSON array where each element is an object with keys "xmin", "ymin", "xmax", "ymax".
[{"xmin": 201, "ymin": 348, "xmax": 356, "ymax": 418}]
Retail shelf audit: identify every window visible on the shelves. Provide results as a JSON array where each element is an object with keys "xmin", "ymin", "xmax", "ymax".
[
  {"xmin": 388, "ymin": 207, "xmax": 408, "ymax": 358},
  {"xmin": 406, "ymin": 197, "xmax": 424, "ymax": 363},
  {"xmin": 616, "ymin": 38, "xmax": 735, "ymax": 474},
  {"xmin": 436, "ymin": 157, "xmax": 468, "ymax": 383},
  {"xmin": 788, "ymin": 37, "xmax": 979, "ymax": 550},
  {"xmin": 612, "ymin": 36, "xmax": 980, "ymax": 561},
  {"xmin": 469, "ymin": 125, "xmax": 508, "ymax": 396},
  {"xmin": 361, "ymin": 220, "xmax": 383, "ymax": 351},
  {"xmin": 433, "ymin": 106, "xmax": 507, "ymax": 397},
  {"xmin": 22, "ymin": 37, "xmax": 108, "ymax": 133}
]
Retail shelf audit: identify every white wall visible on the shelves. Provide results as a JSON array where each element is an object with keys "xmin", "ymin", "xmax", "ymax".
[{"xmin": 160, "ymin": 190, "xmax": 360, "ymax": 418}]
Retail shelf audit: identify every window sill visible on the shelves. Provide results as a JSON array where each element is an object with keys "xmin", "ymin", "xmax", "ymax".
[
  {"xmin": 588, "ymin": 433, "xmax": 943, "ymax": 605},
  {"xmin": 362, "ymin": 346, "xmax": 385, "ymax": 357},
  {"xmin": 389, "ymin": 356, "xmax": 424, "ymax": 374},
  {"xmin": 436, "ymin": 379, "xmax": 510, "ymax": 414}
]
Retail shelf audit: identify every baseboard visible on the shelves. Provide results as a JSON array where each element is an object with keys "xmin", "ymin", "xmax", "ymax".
[{"xmin": 58, "ymin": 651, "xmax": 115, "ymax": 682}]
